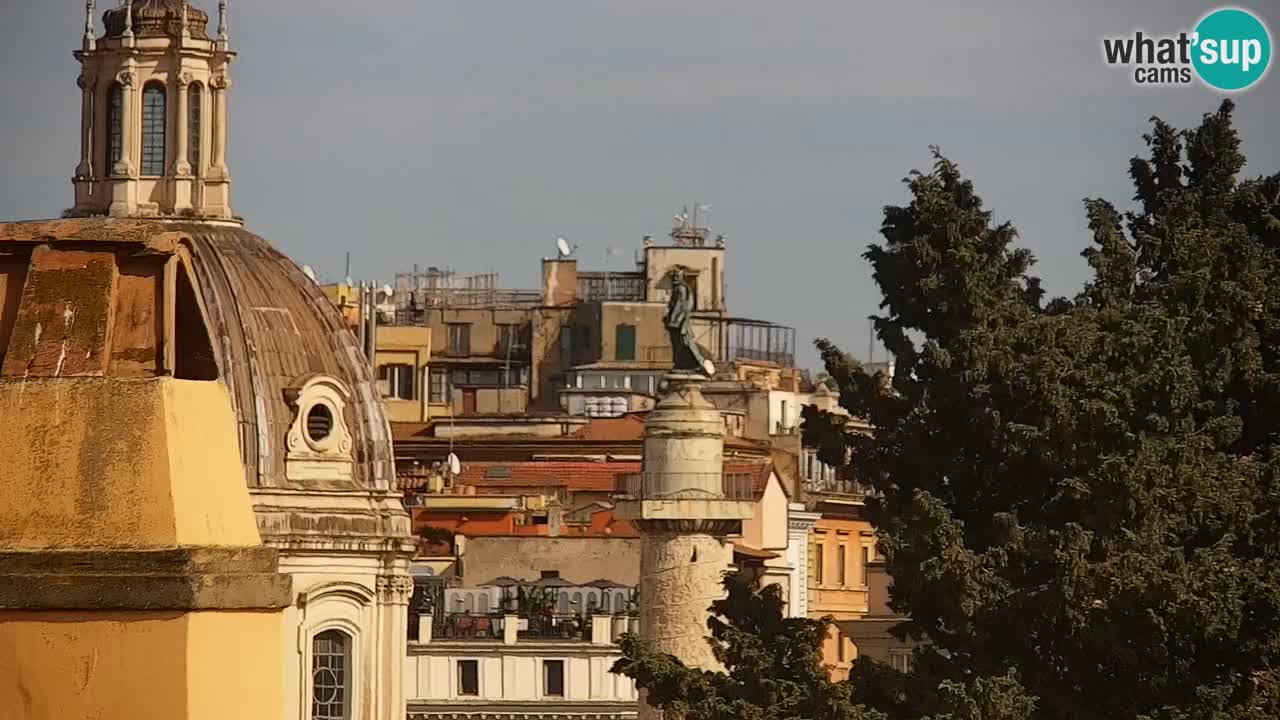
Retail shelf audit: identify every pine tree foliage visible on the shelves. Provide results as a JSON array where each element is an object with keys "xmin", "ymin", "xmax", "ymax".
[{"xmin": 800, "ymin": 100, "xmax": 1280, "ymax": 719}]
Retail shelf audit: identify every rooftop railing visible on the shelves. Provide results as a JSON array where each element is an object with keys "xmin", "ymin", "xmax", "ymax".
[{"xmin": 578, "ymin": 273, "xmax": 646, "ymax": 302}]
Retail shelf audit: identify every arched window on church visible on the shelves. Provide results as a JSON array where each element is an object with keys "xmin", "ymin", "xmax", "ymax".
[
  {"xmin": 188, "ymin": 82, "xmax": 202, "ymax": 174},
  {"xmin": 107, "ymin": 83, "xmax": 124, "ymax": 173},
  {"xmin": 312, "ymin": 629, "xmax": 351, "ymax": 720},
  {"xmin": 141, "ymin": 82, "xmax": 167, "ymax": 176}
]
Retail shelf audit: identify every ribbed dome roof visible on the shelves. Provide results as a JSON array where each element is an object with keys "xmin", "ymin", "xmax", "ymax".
[
  {"xmin": 103, "ymin": 0, "xmax": 210, "ymax": 40},
  {"xmin": 0, "ymin": 218, "xmax": 394, "ymax": 495}
]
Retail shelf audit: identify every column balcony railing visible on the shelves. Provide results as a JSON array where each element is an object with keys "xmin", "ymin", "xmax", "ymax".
[{"xmin": 615, "ymin": 472, "xmax": 756, "ymax": 501}]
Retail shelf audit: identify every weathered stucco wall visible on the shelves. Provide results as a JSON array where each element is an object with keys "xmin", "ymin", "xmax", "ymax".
[
  {"xmin": 0, "ymin": 377, "xmax": 261, "ymax": 549},
  {"xmin": 462, "ymin": 536, "xmax": 642, "ymax": 585},
  {"xmin": 0, "ymin": 375, "xmax": 287, "ymax": 720}
]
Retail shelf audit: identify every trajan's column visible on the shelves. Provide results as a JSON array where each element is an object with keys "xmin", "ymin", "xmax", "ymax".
[{"xmin": 615, "ymin": 270, "xmax": 755, "ymax": 719}]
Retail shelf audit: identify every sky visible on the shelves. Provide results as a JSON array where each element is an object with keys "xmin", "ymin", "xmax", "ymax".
[{"xmin": 2, "ymin": 1, "xmax": 1277, "ymax": 370}]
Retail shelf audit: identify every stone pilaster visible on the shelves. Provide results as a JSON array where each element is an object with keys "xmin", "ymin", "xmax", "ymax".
[
  {"xmin": 75, "ymin": 72, "xmax": 94, "ymax": 179},
  {"xmin": 107, "ymin": 66, "xmax": 137, "ymax": 217},
  {"xmin": 786, "ymin": 504, "xmax": 821, "ymax": 619}
]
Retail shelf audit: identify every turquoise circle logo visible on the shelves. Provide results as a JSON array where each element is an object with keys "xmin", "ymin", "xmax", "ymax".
[{"xmin": 1192, "ymin": 8, "xmax": 1271, "ymax": 91}]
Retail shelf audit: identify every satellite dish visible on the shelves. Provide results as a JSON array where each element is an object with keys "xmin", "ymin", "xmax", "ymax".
[
  {"xmin": 382, "ymin": 284, "xmax": 394, "ymax": 298},
  {"xmin": 301, "ymin": 265, "xmax": 317, "ymax": 282},
  {"xmin": 702, "ymin": 358, "xmax": 717, "ymax": 376},
  {"xmin": 344, "ymin": 275, "xmax": 354, "ymax": 287},
  {"xmin": 447, "ymin": 452, "xmax": 462, "ymax": 475},
  {"xmin": 556, "ymin": 236, "xmax": 572, "ymax": 258}
]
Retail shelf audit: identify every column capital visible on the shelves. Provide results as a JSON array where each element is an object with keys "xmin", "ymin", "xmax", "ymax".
[
  {"xmin": 115, "ymin": 70, "xmax": 136, "ymax": 88},
  {"xmin": 177, "ymin": 72, "xmax": 196, "ymax": 89}
]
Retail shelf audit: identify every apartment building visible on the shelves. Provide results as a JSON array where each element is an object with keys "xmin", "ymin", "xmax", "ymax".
[{"xmin": 371, "ymin": 216, "xmax": 796, "ymax": 420}]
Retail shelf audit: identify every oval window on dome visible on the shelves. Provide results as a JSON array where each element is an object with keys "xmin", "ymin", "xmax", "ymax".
[{"xmin": 306, "ymin": 403, "xmax": 334, "ymax": 443}]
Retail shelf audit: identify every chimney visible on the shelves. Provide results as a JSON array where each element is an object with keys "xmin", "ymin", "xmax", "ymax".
[{"xmin": 541, "ymin": 258, "xmax": 577, "ymax": 307}]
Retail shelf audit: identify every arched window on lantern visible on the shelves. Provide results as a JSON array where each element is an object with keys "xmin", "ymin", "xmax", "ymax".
[
  {"xmin": 107, "ymin": 83, "xmax": 124, "ymax": 173},
  {"xmin": 311, "ymin": 629, "xmax": 351, "ymax": 720},
  {"xmin": 188, "ymin": 82, "xmax": 203, "ymax": 174},
  {"xmin": 141, "ymin": 82, "xmax": 167, "ymax": 176}
]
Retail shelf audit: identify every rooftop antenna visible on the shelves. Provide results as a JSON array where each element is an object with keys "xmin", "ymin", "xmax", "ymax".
[
  {"xmin": 693, "ymin": 203, "xmax": 711, "ymax": 228},
  {"xmin": 345, "ymin": 251, "xmax": 351, "ymax": 279},
  {"xmin": 867, "ymin": 319, "xmax": 874, "ymax": 368}
]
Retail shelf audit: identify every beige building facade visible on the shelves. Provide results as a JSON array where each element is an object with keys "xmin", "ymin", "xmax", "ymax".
[
  {"xmin": 372, "ymin": 217, "xmax": 796, "ymax": 422},
  {"xmin": 376, "ymin": 324, "xmax": 433, "ymax": 423}
]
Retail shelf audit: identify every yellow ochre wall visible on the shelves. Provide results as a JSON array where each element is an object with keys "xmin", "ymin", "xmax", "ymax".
[
  {"xmin": 0, "ymin": 377, "xmax": 262, "ymax": 549},
  {"xmin": 0, "ymin": 375, "xmax": 285, "ymax": 720},
  {"xmin": 0, "ymin": 611, "xmax": 283, "ymax": 720}
]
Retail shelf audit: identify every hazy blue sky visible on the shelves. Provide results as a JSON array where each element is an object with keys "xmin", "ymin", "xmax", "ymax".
[{"xmin": 2, "ymin": 2, "xmax": 1277, "ymax": 369}]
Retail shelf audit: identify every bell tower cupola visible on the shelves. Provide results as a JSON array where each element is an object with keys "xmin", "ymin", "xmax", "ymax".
[{"xmin": 72, "ymin": 0, "xmax": 237, "ymax": 223}]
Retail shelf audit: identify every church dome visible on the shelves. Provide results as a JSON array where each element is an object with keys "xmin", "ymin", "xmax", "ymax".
[
  {"xmin": 103, "ymin": 0, "xmax": 210, "ymax": 40},
  {"xmin": 176, "ymin": 222, "xmax": 394, "ymax": 492},
  {"xmin": 0, "ymin": 218, "xmax": 393, "ymax": 494}
]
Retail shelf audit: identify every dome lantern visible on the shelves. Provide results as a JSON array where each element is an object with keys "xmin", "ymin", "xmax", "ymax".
[{"xmin": 72, "ymin": 1, "xmax": 236, "ymax": 223}]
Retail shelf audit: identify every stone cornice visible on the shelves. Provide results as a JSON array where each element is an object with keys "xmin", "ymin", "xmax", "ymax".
[
  {"xmin": 407, "ymin": 701, "xmax": 638, "ymax": 720},
  {"xmin": 0, "ymin": 547, "xmax": 292, "ymax": 611}
]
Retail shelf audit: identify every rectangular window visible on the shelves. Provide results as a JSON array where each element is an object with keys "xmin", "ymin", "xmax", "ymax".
[
  {"xmin": 890, "ymin": 651, "xmax": 911, "ymax": 673},
  {"xmin": 506, "ymin": 366, "xmax": 529, "ymax": 386},
  {"xmin": 446, "ymin": 323, "xmax": 471, "ymax": 355},
  {"xmin": 861, "ymin": 546, "xmax": 870, "ymax": 586},
  {"xmin": 837, "ymin": 545, "xmax": 847, "ymax": 587},
  {"xmin": 188, "ymin": 84, "xmax": 202, "ymax": 172},
  {"xmin": 615, "ymin": 324, "xmax": 636, "ymax": 361},
  {"xmin": 108, "ymin": 84, "xmax": 124, "ymax": 170},
  {"xmin": 429, "ymin": 368, "xmax": 448, "ymax": 403},
  {"xmin": 471, "ymin": 370, "xmax": 500, "ymax": 387},
  {"xmin": 629, "ymin": 374, "xmax": 652, "ymax": 395},
  {"xmin": 814, "ymin": 544, "xmax": 824, "ymax": 585},
  {"xmin": 457, "ymin": 659, "xmax": 479, "ymax": 696},
  {"xmin": 543, "ymin": 659, "xmax": 565, "ymax": 697},
  {"xmin": 141, "ymin": 85, "xmax": 167, "ymax": 176},
  {"xmin": 380, "ymin": 363, "xmax": 416, "ymax": 400},
  {"xmin": 497, "ymin": 323, "xmax": 528, "ymax": 356},
  {"xmin": 560, "ymin": 325, "xmax": 572, "ymax": 363}
]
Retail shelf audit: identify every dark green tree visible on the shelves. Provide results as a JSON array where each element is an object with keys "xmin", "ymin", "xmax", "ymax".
[
  {"xmin": 802, "ymin": 100, "xmax": 1280, "ymax": 719},
  {"xmin": 612, "ymin": 574, "xmax": 887, "ymax": 720},
  {"xmin": 613, "ymin": 573, "xmax": 1036, "ymax": 720}
]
